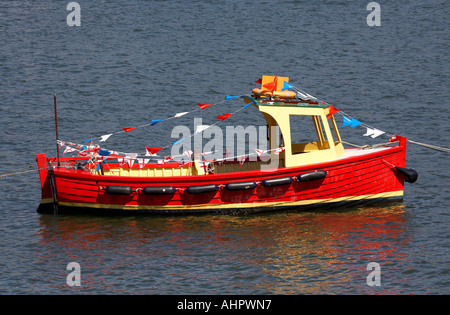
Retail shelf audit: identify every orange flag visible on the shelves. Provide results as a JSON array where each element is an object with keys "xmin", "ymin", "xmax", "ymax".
[{"xmin": 198, "ymin": 103, "xmax": 213, "ymax": 109}]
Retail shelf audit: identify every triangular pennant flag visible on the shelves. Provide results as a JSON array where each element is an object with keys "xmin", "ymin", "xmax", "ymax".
[
  {"xmin": 174, "ymin": 112, "xmax": 189, "ymax": 118},
  {"xmin": 238, "ymin": 155, "xmax": 246, "ymax": 166},
  {"xmin": 183, "ymin": 150, "xmax": 193, "ymax": 159},
  {"xmin": 244, "ymin": 101, "xmax": 255, "ymax": 109},
  {"xmin": 327, "ymin": 106, "xmax": 340, "ymax": 119},
  {"xmin": 351, "ymin": 118, "xmax": 362, "ymax": 128},
  {"xmin": 82, "ymin": 138, "xmax": 93, "ymax": 143},
  {"xmin": 255, "ymin": 78, "xmax": 262, "ymax": 84},
  {"xmin": 342, "ymin": 116, "xmax": 352, "ymax": 127},
  {"xmin": 145, "ymin": 146, "xmax": 162, "ymax": 156},
  {"xmin": 281, "ymin": 81, "xmax": 294, "ymax": 91},
  {"xmin": 195, "ymin": 125, "xmax": 210, "ymax": 134},
  {"xmin": 262, "ymin": 80, "xmax": 277, "ymax": 92},
  {"xmin": 58, "ymin": 141, "xmax": 65, "ymax": 148},
  {"xmin": 100, "ymin": 134, "xmax": 113, "ymax": 142},
  {"xmin": 171, "ymin": 138, "xmax": 185, "ymax": 146},
  {"xmin": 273, "ymin": 147, "xmax": 285, "ymax": 154},
  {"xmin": 99, "ymin": 149, "xmax": 111, "ymax": 156},
  {"xmin": 198, "ymin": 103, "xmax": 213, "ymax": 109},
  {"xmin": 122, "ymin": 127, "xmax": 138, "ymax": 132},
  {"xmin": 254, "ymin": 148, "xmax": 266, "ymax": 156},
  {"xmin": 225, "ymin": 95, "xmax": 238, "ymax": 100},
  {"xmin": 63, "ymin": 146, "xmax": 76, "ymax": 155},
  {"xmin": 216, "ymin": 113, "xmax": 232, "ymax": 121},
  {"xmin": 151, "ymin": 119, "xmax": 164, "ymax": 126},
  {"xmin": 371, "ymin": 128, "xmax": 385, "ymax": 138}
]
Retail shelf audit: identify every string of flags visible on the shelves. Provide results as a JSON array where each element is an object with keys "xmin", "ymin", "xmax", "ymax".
[{"xmin": 59, "ymin": 77, "xmax": 396, "ymax": 170}]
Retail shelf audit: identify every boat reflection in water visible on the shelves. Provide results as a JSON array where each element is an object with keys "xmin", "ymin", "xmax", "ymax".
[{"xmin": 36, "ymin": 205, "xmax": 413, "ymax": 294}]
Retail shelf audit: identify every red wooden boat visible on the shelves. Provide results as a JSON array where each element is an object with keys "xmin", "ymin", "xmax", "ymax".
[{"xmin": 36, "ymin": 76, "xmax": 417, "ymax": 215}]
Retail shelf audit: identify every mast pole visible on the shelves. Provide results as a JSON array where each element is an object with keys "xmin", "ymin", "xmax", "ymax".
[{"xmin": 54, "ymin": 92, "xmax": 60, "ymax": 166}]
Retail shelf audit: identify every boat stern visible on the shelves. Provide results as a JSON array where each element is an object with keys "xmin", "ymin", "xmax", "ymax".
[{"xmin": 36, "ymin": 153, "xmax": 56, "ymax": 213}]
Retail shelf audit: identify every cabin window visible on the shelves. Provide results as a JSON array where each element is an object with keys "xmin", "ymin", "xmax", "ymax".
[{"xmin": 289, "ymin": 114, "xmax": 334, "ymax": 154}]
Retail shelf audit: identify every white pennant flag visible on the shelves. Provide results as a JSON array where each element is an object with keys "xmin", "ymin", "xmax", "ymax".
[
  {"xmin": 254, "ymin": 148, "xmax": 266, "ymax": 157},
  {"xmin": 237, "ymin": 155, "xmax": 246, "ymax": 166},
  {"xmin": 63, "ymin": 146, "xmax": 76, "ymax": 155},
  {"xmin": 183, "ymin": 150, "xmax": 193, "ymax": 159},
  {"xmin": 195, "ymin": 125, "xmax": 210, "ymax": 134},
  {"xmin": 273, "ymin": 147, "xmax": 285, "ymax": 154},
  {"xmin": 364, "ymin": 128, "xmax": 385, "ymax": 138},
  {"xmin": 100, "ymin": 134, "xmax": 113, "ymax": 142},
  {"xmin": 174, "ymin": 112, "xmax": 189, "ymax": 118}
]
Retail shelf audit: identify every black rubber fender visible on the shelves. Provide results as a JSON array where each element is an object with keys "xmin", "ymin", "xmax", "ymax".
[
  {"xmin": 395, "ymin": 167, "xmax": 418, "ymax": 183},
  {"xmin": 106, "ymin": 185, "xmax": 132, "ymax": 195},
  {"xmin": 297, "ymin": 170, "xmax": 327, "ymax": 182},
  {"xmin": 262, "ymin": 176, "xmax": 293, "ymax": 187},
  {"xmin": 143, "ymin": 186, "xmax": 175, "ymax": 195},
  {"xmin": 224, "ymin": 181, "xmax": 258, "ymax": 191},
  {"xmin": 186, "ymin": 184, "xmax": 219, "ymax": 194}
]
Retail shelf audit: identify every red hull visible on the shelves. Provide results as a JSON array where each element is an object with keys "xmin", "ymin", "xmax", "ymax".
[{"xmin": 37, "ymin": 138, "xmax": 411, "ymax": 215}]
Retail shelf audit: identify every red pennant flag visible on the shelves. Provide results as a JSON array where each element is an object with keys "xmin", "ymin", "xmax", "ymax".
[
  {"xmin": 216, "ymin": 113, "xmax": 232, "ymax": 121},
  {"xmin": 255, "ymin": 78, "xmax": 262, "ymax": 84},
  {"xmin": 263, "ymin": 79, "xmax": 277, "ymax": 92},
  {"xmin": 198, "ymin": 103, "xmax": 213, "ymax": 109},
  {"xmin": 122, "ymin": 127, "xmax": 138, "ymax": 132},
  {"xmin": 326, "ymin": 106, "xmax": 340, "ymax": 119},
  {"xmin": 145, "ymin": 146, "xmax": 162, "ymax": 156}
]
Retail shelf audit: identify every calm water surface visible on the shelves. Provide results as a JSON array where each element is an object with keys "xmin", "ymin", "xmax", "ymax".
[{"xmin": 0, "ymin": 1, "xmax": 449, "ymax": 294}]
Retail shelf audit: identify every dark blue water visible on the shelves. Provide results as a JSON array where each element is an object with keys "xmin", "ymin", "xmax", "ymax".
[{"xmin": 0, "ymin": 0, "xmax": 449, "ymax": 294}]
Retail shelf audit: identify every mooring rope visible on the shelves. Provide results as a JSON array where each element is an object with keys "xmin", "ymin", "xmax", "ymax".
[{"xmin": 407, "ymin": 140, "xmax": 450, "ymax": 153}]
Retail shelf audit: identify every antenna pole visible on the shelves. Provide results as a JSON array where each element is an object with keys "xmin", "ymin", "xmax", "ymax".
[{"xmin": 54, "ymin": 92, "xmax": 60, "ymax": 166}]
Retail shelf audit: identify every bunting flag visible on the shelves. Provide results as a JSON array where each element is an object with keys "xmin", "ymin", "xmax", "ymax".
[
  {"xmin": 281, "ymin": 82, "xmax": 294, "ymax": 91},
  {"xmin": 327, "ymin": 106, "xmax": 340, "ymax": 119},
  {"xmin": 195, "ymin": 125, "xmax": 210, "ymax": 134},
  {"xmin": 273, "ymin": 147, "xmax": 285, "ymax": 154},
  {"xmin": 364, "ymin": 128, "xmax": 385, "ymax": 138},
  {"xmin": 122, "ymin": 127, "xmax": 138, "ymax": 132},
  {"xmin": 254, "ymin": 148, "xmax": 266, "ymax": 156},
  {"xmin": 262, "ymin": 80, "xmax": 277, "ymax": 92},
  {"xmin": 237, "ymin": 155, "xmax": 246, "ymax": 166},
  {"xmin": 63, "ymin": 146, "xmax": 76, "ymax": 155},
  {"xmin": 100, "ymin": 134, "xmax": 113, "ymax": 142},
  {"xmin": 183, "ymin": 150, "xmax": 193, "ymax": 159},
  {"xmin": 151, "ymin": 119, "xmax": 164, "ymax": 126},
  {"xmin": 198, "ymin": 103, "xmax": 213, "ymax": 109},
  {"xmin": 145, "ymin": 146, "xmax": 162, "ymax": 156},
  {"xmin": 98, "ymin": 148, "xmax": 111, "ymax": 156},
  {"xmin": 82, "ymin": 138, "xmax": 93, "ymax": 143},
  {"xmin": 243, "ymin": 101, "xmax": 254, "ymax": 109},
  {"xmin": 255, "ymin": 78, "xmax": 262, "ymax": 84},
  {"xmin": 171, "ymin": 138, "xmax": 185, "ymax": 146},
  {"xmin": 342, "ymin": 116, "xmax": 361, "ymax": 128},
  {"xmin": 225, "ymin": 95, "xmax": 238, "ymax": 100},
  {"xmin": 174, "ymin": 112, "xmax": 188, "ymax": 118},
  {"xmin": 216, "ymin": 113, "xmax": 232, "ymax": 121}
]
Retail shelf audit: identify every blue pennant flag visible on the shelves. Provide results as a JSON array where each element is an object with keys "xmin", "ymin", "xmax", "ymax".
[
  {"xmin": 225, "ymin": 95, "xmax": 238, "ymax": 101},
  {"xmin": 281, "ymin": 82, "xmax": 294, "ymax": 91},
  {"xmin": 243, "ymin": 101, "xmax": 255, "ymax": 109},
  {"xmin": 342, "ymin": 116, "xmax": 362, "ymax": 128},
  {"xmin": 171, "ymin": 138, "xmax": 185, "ymax": 146},
  {"xmin": 350, "ymin": 118, "xmax": 362, "ymax": 128},
  {"xmin": 151, "ymin": 119, "xmax": 164, "ymax": 126},
  {"xmin": 99, "ymin": 149, "xmax": 111, "ymax": 156},
  {"xmin": 82, "ymin": 138, "xmax": 93, "ymax": 143},
  {"xmin": 342, "ymin": 116, "xmax": 352, "ymax": 127}
]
